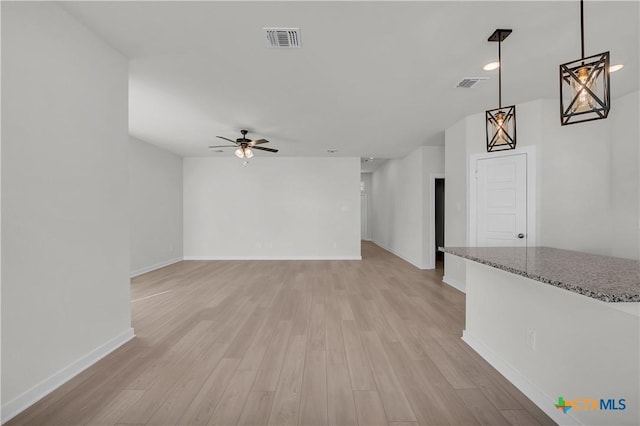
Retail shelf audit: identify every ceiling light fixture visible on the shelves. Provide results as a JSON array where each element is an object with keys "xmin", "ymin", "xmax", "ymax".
[
  {"xmin": 609, "ymin": 64, "xmax": 624, "ymax": 73},
  {"xmin": 485, "ymin": 29, "xmax": 516, "ymax": 152},
  {"xmin": 483, "ymin": 61, "xmax": 500, "ymax": 71},
  {"xmin": 234, "ymin": 146, "xmax": 253, "ymax": 159},
  {"xmin": 559, "ymin": 0, "xmax": 610, "ymax": 125}
]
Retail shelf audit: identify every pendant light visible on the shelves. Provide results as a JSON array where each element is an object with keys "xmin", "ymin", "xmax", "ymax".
[
  {"xmin": 486, "ymin": 29, "xmax": 516, "ymax": 152},
  {"xmin": 559, "ymin": 0, "xmax": 610, "ymax": 125}
]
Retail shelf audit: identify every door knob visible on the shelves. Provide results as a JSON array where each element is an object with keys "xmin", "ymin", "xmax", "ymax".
[{"xmin": 517, "ymin": 233, "xmax": 525, "ymax": 239}]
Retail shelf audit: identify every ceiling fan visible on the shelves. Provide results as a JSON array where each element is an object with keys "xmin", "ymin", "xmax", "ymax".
[{"xmin": 209, "ymin": 129, "xmax": 279, "ymax": 159}]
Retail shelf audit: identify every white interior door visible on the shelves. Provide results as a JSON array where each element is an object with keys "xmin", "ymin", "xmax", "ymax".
[{"xmin": 476, "ymin": 154, "xmax": 527, "ymax": 247}]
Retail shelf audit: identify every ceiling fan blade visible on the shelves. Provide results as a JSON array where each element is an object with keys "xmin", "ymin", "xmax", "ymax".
[
  {"xmin": 249, "ymin": 139, "xmax": 269, "ymax": 146},
  {"xmin": 252, "ymin": 146, "xmax": 278, "ymax": 153},
  {"xmin": 216, "ymin": 136, "xmax": 238, "ymax": 144},
  {"xmin": 208, "ymin": 145, "xmax": 236, "ymax": 148}
]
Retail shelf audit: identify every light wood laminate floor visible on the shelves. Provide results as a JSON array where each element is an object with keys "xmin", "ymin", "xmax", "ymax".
[{"xmin": 8, "ymin": 242, "xmax": 554, "ymax": 426}]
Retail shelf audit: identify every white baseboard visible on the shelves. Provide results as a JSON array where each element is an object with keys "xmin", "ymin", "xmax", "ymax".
[
  {"xmin": 461, "ymin": 331, "xmax": 581, "ymax": 426},
  {"xmin": 442, "ymin": 275, "xmax": 466, "ymax": 293},
  {"xmin": 183, "ymin": 255, "xmax": 362, "ymax": 261},
  {"xmin": 130, "ymin": 257, "xmax": 183, "ymax": 278},
  {"xmin": 1, "ymin": 328, "xmax": 135, "ymax": 424},
  {"xmin": 371, "ymin": 241, "xmax": 430, "ymax": 270}
]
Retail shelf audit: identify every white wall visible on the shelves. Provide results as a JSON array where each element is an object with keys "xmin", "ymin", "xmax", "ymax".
[
  {"xmin": 610, "ymin": 91, "xmax": 640, "ymax": 260},
  {"xmin": 465, "ymin": 262, "xmax": 639, "ymax": 426},
  {"xmin": 371, "ymin": 146, "xmax": 444, "ymax": 268},
  {"xmin": 443, "ymin": 119, "xmax": 468, "ymax": 289},
  {"xmin": 538, "ymin": 100, "xmax": 614, "ymax": 254},
  {"xmin": 1, "ymin": 2, "xmax": 132, "ymax": 421},
  {"xmin": 360, "ymin": 173, "xmax": 373, "ymax": 240},
  {"xmin": 422, "ymin": 146, "xmax": 445, "ymax": 267},
  {"xmin": 183, "ymin": 157, "xmax": 361, "ymax": 259},
  {"xmin": 444, "ymin": 92, "xmax": 640, "ymax": 288},
  {"xmin": 129, "ymin": 137, "xmax": 183, "ymax": 276}
]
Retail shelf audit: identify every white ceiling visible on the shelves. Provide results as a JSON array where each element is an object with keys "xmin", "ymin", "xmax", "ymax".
[{"xmin": 61, "ymin": 1, "xmax": 639, "ymax": 159}]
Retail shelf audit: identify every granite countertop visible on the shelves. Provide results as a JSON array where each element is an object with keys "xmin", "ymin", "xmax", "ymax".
[{"xmin": 442, "ymin": 246, "xmax": 640, "ymax": 303}]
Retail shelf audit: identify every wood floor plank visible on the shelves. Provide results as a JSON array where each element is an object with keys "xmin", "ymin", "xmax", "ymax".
[
  {"xmin": 298, "ymin": 350, "xmax": 328, "ymax": 426},
  {"xmin": 237, "ymin": 391, "xmax": 275, "ymax": 426},
  {"xmin": 6, "ymin": 243, "xmax": 554, "ymax": 426},
  {"xmin": 360, "ymin": 330, "xmax": 417, "ymax": 423},
  {"xmin": 325, "ymin": 296, "xmax": 348, "ymax": 366},
  {"xmin": 268, "ymin": 335, "xmax": 307, "ymax": 426},
  {"xmin": 500, "ymin": 409, "xmax": 543, "ymax": 426},
  {"xmin": 341, "ymin": 320, "xmax": 377, "ymax": 391},
  {"xmin": 223, "ymin": 306, "xmax": 267, "ymax": 358},
  {"xmin": 308, "ymin": 302, "xmax": 326, "ymax": 352},
  {"xmin": 327, "ymin": 362, "xmax": 358, "ymax": 426},
  {"xmin": 238, "ymin": 310, "xmax": 281, "ymax": 371},
  {"xmin": 82, "ymin": 389, "xmax": 145, "ymax": 425},
  {"xmin": 353, "ymin": 390, "xmax": 389, "ymax": 426},
  {"xmin": 208, "ymin": 369, "xmax": 257, "ymax": 425},
  {"xmin": 457, "ymin": 388, "xmax": 512, "ymax": 425},
  {"xmin": 177, "ymin": 358, "xmax": 241, "ymax": 425},
  {"xmin": 252, "ymin": 321, "xmax": 293, "ymax": 391}
]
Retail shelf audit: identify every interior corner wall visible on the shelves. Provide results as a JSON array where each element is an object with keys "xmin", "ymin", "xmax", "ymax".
[
  {"xmin": 183, "ymin": 157, "xmax": 361, "ymax": 260},
  {"xmin": 360, "ymin": 172, "xmax": 373, "ymax": 240},
  {"xmin": 1, "ymin": 1, "xmax": 132, "ymax": 421},
  {"xmin": 371, "ymin": 146, "xmax": 444, "ymax": 269},
  {"xmin": 421, "ymin": 146, "xmax": 445, "ymax": 268},
  {"xmin": 443, "ymin": 119, "xmax": 468, "ymax": 289},
  {"xmin": 129, "ymin": 137, "xmax": 183, "ymax": 276},
  {"xmin": 371, "ymin": 148, "xmax": 424, "ymax": 267}
]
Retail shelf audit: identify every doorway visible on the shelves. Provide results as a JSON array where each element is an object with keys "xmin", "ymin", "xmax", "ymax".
[
  {"xmin": 429, "ymin": 173, "xmax": 445, "ymax": 269},
  {"xmin": 435, "ymin": 178, "xmax": 445, "ymax": 270},
  {"xmin": 469, "ymin": 147, "xmax": 536, "ymax": 247}
]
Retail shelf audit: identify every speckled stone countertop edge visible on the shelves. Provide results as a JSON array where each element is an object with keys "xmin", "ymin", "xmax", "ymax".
[{"xmin": 442, "ymin": 249, "xmax": 640, "ymax": 303}]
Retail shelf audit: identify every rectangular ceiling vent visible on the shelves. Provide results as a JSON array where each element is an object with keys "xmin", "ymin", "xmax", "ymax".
[
  {"xmin": 456, "ymin": 77, "xmax": 489, "ymax": 88},
  {"xmin": 264, "ymin": 28, "xmax": 301, "ymax": 48}
]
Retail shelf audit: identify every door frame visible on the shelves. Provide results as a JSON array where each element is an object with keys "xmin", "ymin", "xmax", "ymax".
[
  {"xmin": 429, "ymin": 173, "xmax": 445, "ymax": 269},
  {"xmin": 469, "ymin": 146, "xmax": 537, "ymax": 247},
  {"xmin": 360, "ymin": 192, "xmax": 370, "ymax": 241}
]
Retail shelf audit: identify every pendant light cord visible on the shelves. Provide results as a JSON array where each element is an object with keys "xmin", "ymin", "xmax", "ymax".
[
  {"xmin": 498, "ymin": 31, "xmax": 502, "ymax": 108},
  {"xmin": 580, "ymin": 0, "xmax": 585, "ymax": 58}
]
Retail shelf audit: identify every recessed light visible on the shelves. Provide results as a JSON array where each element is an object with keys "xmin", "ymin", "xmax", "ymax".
[
  {"xmin": 327, "ymin": 149, "xmax": 339, "ymax": 153},
  {"xmin": 609, "ymin": 64, "xmax": 624, "ymax": 73},
  {"xmin": 369, "ymin": 157, "xmax": 374, "ymax": 160},
  {"xmin": 483, "ymin": 61, "xmax": 500, "ymax": 71}
]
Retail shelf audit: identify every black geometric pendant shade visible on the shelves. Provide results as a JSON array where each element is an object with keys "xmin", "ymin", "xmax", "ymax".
[
  {"xmin": 486, "ymin": 106, "xmax": 516, "ymax": 151},
  {"xmin": 560, "ymin": 52, "xmax": 610, "ymax": 125}
]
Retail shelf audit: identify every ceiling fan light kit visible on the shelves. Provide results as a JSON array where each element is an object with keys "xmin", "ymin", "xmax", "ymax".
[
  {"xmin": 559, "ymin": 0, "xmax": 610, "ymax": 125},
  {"xmin": 486, "ymin": 29, "xmax": 516, "ymax": 152},
  {"xmin": 209, "ymin": 129, "xmax": 278, "ymax": 161}
]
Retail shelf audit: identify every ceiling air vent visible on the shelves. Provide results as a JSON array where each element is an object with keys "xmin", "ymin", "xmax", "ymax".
[
  {"xmin": 456, "ymin": 77, "xmax": 489, "ymax": 88},
  {"xmin": 264, "ymin": 28, "xmax": 301, "ymax": 48}
]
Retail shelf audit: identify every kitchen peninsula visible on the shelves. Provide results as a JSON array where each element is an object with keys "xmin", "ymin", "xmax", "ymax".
[{"xmin": 444, "ymin": 246, "xmax": 639, "ymax": 426}]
